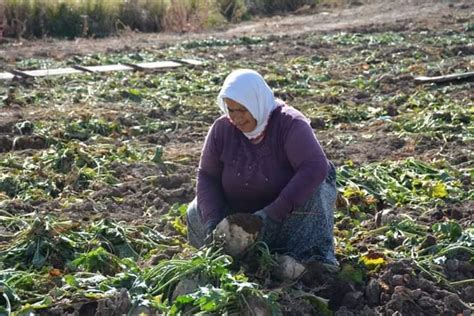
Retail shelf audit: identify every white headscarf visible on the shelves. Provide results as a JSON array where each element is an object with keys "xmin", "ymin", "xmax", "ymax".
[{"xmin": 217, "ymin": 69, "xmax": 277, "ymax": 140}]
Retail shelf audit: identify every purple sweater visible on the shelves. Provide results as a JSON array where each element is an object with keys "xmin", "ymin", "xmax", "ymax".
[{"xmin": 197, "ymin": 104, "xmax": 329, "ymax": 224}]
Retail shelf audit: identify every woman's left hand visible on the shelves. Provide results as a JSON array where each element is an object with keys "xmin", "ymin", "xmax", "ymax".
[{"xmin": 254, "ymin": 210, "xmax": 280, "ymax": 241}]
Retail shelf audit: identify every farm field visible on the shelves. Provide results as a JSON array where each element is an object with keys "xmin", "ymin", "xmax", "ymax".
[{"xmin": 0, "ymin": 0, "xmax": 473, "ymax": 314}]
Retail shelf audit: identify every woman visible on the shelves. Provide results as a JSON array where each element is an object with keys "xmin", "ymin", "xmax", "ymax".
[{"xmin": 186, "ymin": 69, "xmax": 337, "ymax": 264}]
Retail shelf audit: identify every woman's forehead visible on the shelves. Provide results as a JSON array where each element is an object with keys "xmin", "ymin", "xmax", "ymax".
[{"xmin": 224, "ymin": 98, "xmax": 247, "ymax": 110}]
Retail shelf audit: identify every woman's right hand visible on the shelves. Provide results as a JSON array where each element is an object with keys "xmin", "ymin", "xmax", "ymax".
[{"xmin": 204, "ymin": 220, "xmax": 219, "ymax": 245}]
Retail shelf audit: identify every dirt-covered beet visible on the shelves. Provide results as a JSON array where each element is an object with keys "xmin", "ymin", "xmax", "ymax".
[
  {"xmin": 272, "ymin": 254, "xmax": 306, "ymax": 281},
  {"xmin": 225, "ymin": 213, "xmax": 263, "ymax": 235},
  {"xmin": 214, "ymin": 213, "xmax": 262, "ymax": 257}
]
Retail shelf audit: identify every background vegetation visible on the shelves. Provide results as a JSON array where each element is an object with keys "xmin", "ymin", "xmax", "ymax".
[{"xmin": 3, "ymin": 0, "xmax": 319, "ymax": 38}]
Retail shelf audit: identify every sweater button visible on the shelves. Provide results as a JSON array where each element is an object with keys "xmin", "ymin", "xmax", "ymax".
[
  {"xmin": 237, "ymin": 173, "xmax": 241, "ymax": 176},
  {"xmin": 245, "ymin": 183, "xmax": 248, "ymax": 186},
  {"xmin": 265, "ymin": 177, "xmax": 269, "ymax": 181}
]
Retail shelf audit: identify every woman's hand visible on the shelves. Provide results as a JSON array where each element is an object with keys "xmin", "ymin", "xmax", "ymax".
[
  {"xmin": 254, "ymin": 209, "xmax": 280, "ymax": 241},
  {"xmin": 205, "ymin": 220, "xmax": 219, "ymax": 245}
]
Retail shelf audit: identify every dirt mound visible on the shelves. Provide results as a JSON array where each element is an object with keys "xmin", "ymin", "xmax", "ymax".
[{"xmin": 301, "ymin": 260, "xmax": 472, "ymax": 314}]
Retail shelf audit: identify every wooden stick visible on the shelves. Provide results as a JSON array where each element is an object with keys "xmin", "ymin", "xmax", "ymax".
[{"xmin": 414, "ymin": 72, "xmax": 474, "ymax": 84}]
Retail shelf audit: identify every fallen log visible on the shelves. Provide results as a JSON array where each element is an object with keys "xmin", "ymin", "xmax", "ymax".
[{"xmin": 414, "ymin": 72, "xmax": 474, "ymax": 84}]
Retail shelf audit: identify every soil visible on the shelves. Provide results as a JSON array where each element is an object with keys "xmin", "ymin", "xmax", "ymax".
[
  {"xmin": 0, "ymin": 0, "xmax": 471, "ymax": 62},
  {"xmin": 0, "ymin": 0, "xmax": 473, "ymax": 315},
  {"xmin": 226, "ymin": 213, "xmax": 263, "ymax": 234},
  {"xmin": 39, "ymin": 288, "xmax": 132, "ymax": 316}
]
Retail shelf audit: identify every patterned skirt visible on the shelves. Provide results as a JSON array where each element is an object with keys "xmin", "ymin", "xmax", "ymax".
[{"xmin": 187, "ymin": 163, "xmax": 337, "ymax": 264}]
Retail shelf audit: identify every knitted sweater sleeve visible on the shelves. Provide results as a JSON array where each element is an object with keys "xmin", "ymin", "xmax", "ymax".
[
  {"xmin": 264, "ymin": 119, "xmax": 328, "ymax": 222},
  {"xmin": 196, "ymin": 121, "xmax": 227, "ymax": 225}
]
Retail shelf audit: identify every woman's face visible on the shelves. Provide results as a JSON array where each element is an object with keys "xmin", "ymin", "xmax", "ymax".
[{"xmin": 224, "ymin": 98, "xmax": 257, "ymax": 133}]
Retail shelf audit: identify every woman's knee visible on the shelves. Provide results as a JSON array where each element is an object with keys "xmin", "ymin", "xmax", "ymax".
[
  {"xmin": 186, "ymin": 198, "xmax": 199, "ymax": 221},
  {"xmin": 326, "ymin": 161, "xmax": 336, "ymax": 184},
  {"xmin": 186, "ymin": 198, "xmax": 206, "ymax": 248}
]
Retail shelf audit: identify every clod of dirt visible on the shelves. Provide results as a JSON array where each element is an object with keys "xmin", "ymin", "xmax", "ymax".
[
  {"xmin": 41, "ymin": 288, "xmax": 131, "ymax": 316},
  {"xmin": 386, "ymin": 104, "xmax": 399, "ymax": 117},
  {"xmin": 374, "ymin": 209, "xmax": 400, "ymax": 227},
  {"xmin": 416, "ymin": 295, "xmax": 442, "ymax": 314},
  {"xmin": 152, "ymin": 174, "xmax": 191, "ymax": 189},
  {"xmin": 302, "ymin": 260, "xmax": 339, "ymax": 287},
  {"xmin": 12, "ymin": 135, "xmax": 48, "ymax": 150},
  {"xmin": 461, "ymin": 285, "xmax": 474, "ymax": 303},
  {"xmin": 365, "ymin": 278, "xmax": 381, "ymax": 306},
  {"xmin": 241, "ymin": 296, "xmax": 274, "ymax": 316},
  {"xmin": 95, "ymin": 289, "xmax": 132, "ymax": 316},
  {"xmin": 91, "ymin": 187, "xmax": 123, "ymax": 200},
  {"xmin": 310, "ymin": 117, "xmax": 326, "ymax": 130},
  {"xmin": 172, "ymin": 277, "xmax": 200, "ymax": 301},
  {"xmin": 214, "ymin": 213, "xmax": 262, "ymax": 257},
  {"xmin": 272, "ymin": 254, "xmax": 306, "ymax": 282},
  {"xmin": 144, "ymin": 246, "xmax": 182, "ymax": 267},
  {"xmin": 446, "ymin": 258, "xmax": 460, "ymax": 272},
  {"xmin": 0, "ymin": 136, "xmax": 13, "ymax": 152},
  {"xmin": 443, "ymin": 293, "xmax": 470, "ymax": 313},
  {"xmin": 342, "ymin": 291, "xmax": 363, "ymax": 309},
  {"xmin": 391, "ymin": 274, "xmax": 406, "ymax": 287},
  {"xmin": 147, "ymin": 108, "xmax": 165, "ymax": 119},
  {"xmin": 386, "ymin": 285, "xmax": 422, "ymax": 315},
  {"xmin": 418, "ymin": 234, "xmax": 436, "ymax": 249},
  {"xmin": 334, "ymin": 306, "xmax": 354, "ymax": 316}
]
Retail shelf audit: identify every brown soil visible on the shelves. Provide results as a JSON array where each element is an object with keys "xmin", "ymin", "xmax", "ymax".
[
  {"xmin": 12, "ymin": 135, "xmax": 48, "ymax": 150},
  {"xmin": 0, "ymin": 108, "xmax": 23, "ymax": 133},
  {"xmin": 0, "ymin": 1, "xmax": 471, "ymax": 62},
  {"xmin": 39, "ymin": 288, "xmax": 132, "ymax": 316},
  {"xmin": 299, "ymin": 260, "xmax": 474, "ymax": 314},
  {"xmin": 226, "ymin": 213, "xmax": 263, "ymax": 234}
]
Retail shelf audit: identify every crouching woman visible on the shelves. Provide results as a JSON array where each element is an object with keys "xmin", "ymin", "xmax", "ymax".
[{"xmin": 186, "ymin": 69, "xmax": 337, "ymax": 265}]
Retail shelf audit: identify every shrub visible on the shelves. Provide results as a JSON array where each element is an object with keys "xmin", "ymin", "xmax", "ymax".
[
  {"xmin": 162, "ymin": 0, "xmax": 219, "ymax": 33},
  {"xmin": 247, "ymin": 0, "xmax": 319, "ymax": 15},
  {"xmin": 119, "ymin": 0, "xmax": 166, "ymax": 33},
  {"xmin": 3, "ymin": 0, "xmax": 319, "ymax": 38},
  {"xmin": 216, "ymin": 0, "xmax": 248, "ymax": 22},
  {"xmin": 46, "ymin": 2, "xmax": 82, "ymax": 39}
]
